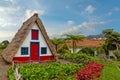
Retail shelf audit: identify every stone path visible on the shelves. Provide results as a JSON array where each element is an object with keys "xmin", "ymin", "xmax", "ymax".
[{"xmin": 0, "ymin": 55, "xmax": 11, "ymax": 80}]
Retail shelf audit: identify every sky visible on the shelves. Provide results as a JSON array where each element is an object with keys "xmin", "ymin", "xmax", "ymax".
[{"xmin": 0, "ymin": 0, "xmax": 120, "ymax": 42}]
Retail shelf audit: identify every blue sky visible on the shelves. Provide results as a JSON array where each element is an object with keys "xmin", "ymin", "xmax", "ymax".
[{"xmin": 0, "ymin": 0, "xmax": 120, "ymax": 42}]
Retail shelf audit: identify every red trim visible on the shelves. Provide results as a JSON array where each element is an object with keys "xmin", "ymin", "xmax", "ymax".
[
  {"xmin": 13, "ymin": 56, "xmax": 54, "ymax": 63},
  {"xmin": 40, "ymin": 56, "xmax": 54, "ymax": 62},
  {"xmin": 13, "ymin": 57, "xmax": 29, "ymax": 63}
]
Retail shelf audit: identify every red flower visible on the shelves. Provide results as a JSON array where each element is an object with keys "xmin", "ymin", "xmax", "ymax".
[{"xmin": 75, "ymin": 62, "xmax": 104, "ymax": 80}]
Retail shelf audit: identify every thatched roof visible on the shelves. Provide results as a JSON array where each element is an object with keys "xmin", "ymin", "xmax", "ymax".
[{"xmin": 2, "ymin": 13, "xmax": 58, "ymax": 63}]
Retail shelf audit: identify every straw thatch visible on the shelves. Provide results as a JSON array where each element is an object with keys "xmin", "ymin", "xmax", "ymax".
[{"xmin": 2, "ymin": 13, "xmax": 58, "ymax": 63}]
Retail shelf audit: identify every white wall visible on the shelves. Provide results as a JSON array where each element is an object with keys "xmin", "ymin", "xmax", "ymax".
[
  {"xmin": 70, "ymin": 47, "xmax": 81, "ymax": 53},
  {"xmin": 15, "ymin": 23, "xmax": 52, "ymax": 57}
]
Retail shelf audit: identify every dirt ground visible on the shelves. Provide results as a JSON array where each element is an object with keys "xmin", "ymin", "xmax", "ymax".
[{"xmin": 0, "ymin": 55, "xmax": 11, "ymax": 80}]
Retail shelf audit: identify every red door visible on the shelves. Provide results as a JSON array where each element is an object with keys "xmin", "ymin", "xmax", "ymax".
[{"xmin": 30, "ymin": 42, "xmax": 39, "ymax": 62}]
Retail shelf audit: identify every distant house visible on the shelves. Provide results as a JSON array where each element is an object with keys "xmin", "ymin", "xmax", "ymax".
[
  {"xmin": 2, "ymin": 13, "xmax": 58, "ymax": 63},
  {"xmin": 67, "ymin": 38, "xmax": 104, "ymax": 53}
]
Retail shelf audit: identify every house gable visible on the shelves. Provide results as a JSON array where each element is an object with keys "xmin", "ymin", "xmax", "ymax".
[{"xmin": 2, "ymin": 13, "xmax": 58, "ymax": 63}]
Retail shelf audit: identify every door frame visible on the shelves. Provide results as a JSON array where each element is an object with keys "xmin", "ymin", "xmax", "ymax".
[{"xmin": 30, "ymin": 42, "xmax": 40, "ymax": 62}]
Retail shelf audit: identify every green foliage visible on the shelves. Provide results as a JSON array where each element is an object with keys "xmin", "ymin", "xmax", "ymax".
[
  {"xmin": 102, "ymin": 29, "xmax": 120, "ymax": 50},
  {"xmin": 113, "ymin": 50, "xmax": 120, "ymax": 60},
  {"xmin": 100, "ymin": 61, "xmax": 120, "ymax": 80},
  {"xmin": 78, "ymin": 47, "xmax": 94, "ymax": 56},
  {"xmin": 59, "ymin": 53, "xmax": 96, "ymax": 65},
  {"xmin": 57, "ymin": 43, "xmax": 71, "ymax": 53},
  {"xmin": 8, "ymin": 63, "xmax": 82, "ymax": 80},
  {"xmin": 0, "ymin": 40, "xmax": 9, "ymax": 55},
  {"xmin": 7, "ymin": 68, "xmax": 15, "ymax": 80},
  {"xmin": 64, "ymin": 34, "xmax": 84, "ymax": 53},
  {"xmin": 51, "ymin": 38, "xmax": 64, "ymax": 50},
  {"xmin": 97, "ymin": 46, "xmax": 105, "ymax": 53}
]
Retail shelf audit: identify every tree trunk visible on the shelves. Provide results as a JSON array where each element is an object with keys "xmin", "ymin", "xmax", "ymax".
[
  {"xmin": 116, "ymin": 43, "xmax": 119, "ymax": 50},
  {"xmin": 55, "ymin": 44, "xmax": 58, "ymax": 51},
  {"xmin": 73, "ymin": 40, "xmax": 75, "ymax": 53}
]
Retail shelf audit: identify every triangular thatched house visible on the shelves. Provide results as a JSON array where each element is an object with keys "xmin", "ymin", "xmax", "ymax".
[{"xmin": 2, "ymin": 13, "xmax": 58, "ymax": 63}]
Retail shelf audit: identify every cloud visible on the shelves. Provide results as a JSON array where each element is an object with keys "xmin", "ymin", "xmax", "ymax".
[
  {"xmin": 65, "ymin": 5, "xmax": 70, "ymax": 9},
  {"xmin": 0, "ymin": 31, "xmax": 16, "ymax": 41},
  {"xmin": 60, "ymin": 21, "xmax": 106, "ymax": 35},
  {"xmin": 25, "ymin": 9, "xmax": 45, "ymax": 20},
  {"xmin": 67, "ymin": 20, "xmax": 74, "ymax": 25},
  {"xmin": 85, "ymin": 5, "xmax": 95, "ymax": 14},
  {"xmin": 114, "ymin": 7, "xmax": 120, "ymax": 11},
  {"xmin": 107, "ymin": 12, "xmax": 112, "ymax": 16}
]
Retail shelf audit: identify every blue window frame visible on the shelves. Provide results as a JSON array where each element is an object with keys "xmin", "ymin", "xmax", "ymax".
[
  {"xmin": 21, "ymin": 47, "xmax": 28, "ymax": 55},
  {"xmin": 41, "ymin": 47, "xmax": 47, "ymax": 54}
]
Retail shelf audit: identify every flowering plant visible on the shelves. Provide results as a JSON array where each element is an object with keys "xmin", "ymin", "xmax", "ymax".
[{"xmin": 75, "ymin": 62, "xmax": 104, "ymax": 80}]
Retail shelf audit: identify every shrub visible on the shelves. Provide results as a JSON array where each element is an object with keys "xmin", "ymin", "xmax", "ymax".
[
  {"xmin": 8, "ymin": 62, "xmax": 82, "ymax": 80},
  {"xmin": 59, "ymin": 53, "xmax": 95, "ymax": 65},
  {"xmin": 113, "ymin": 50, "xmax": 120, "ymax": 60},
  {"xmin": 78, "ymin": 47, "xmax": 95, "ymax": 56},
  {"xmin": 75, "ymin": 62, "xmax": 104, "ymax": 80}
]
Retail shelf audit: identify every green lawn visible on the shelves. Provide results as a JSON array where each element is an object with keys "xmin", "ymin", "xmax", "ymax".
[{"xmin": 100, "ymin": 61, "xmax": 120, "ymax": 80}]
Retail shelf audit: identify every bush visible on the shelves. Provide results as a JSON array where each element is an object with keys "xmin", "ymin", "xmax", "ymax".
[
  {"xmin": 113, "ymin": 50, "xmax": 120, "ymax": 60},
  {"xmin": 8, "ymin": 62, "xmax": 82, "ymax": 80},
  {"xmin": 59, "ymin": 52, "xmax": 96, "ymax": 65},
  {"xmin": 7, "ymin": 68, "xmax": 15, "ymax": 80},
  {"xmin": 78, "ymin": 47, "xmax": 94, "ymax": 56}
]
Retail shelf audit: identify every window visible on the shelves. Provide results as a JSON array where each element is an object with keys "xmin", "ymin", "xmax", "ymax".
[
  {"xmin": 41, "ymin": 47, "xmax": 47, "ymax": 54},
  {"xmin": 32, "ymin": 29, "xmax": 39, "ymax": 40},
  {"xmin": 21, "ymin": 47, "xmax": 28, "ymax": 55}
]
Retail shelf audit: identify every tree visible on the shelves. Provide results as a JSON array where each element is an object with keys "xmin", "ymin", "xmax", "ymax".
[
  {"xmin": 103, "ymin": 29, "xmax": 120, "ymax": 50},
  {"xmin": 57, "ymin": 43, "xmax": 71, "ymax": 53},
  {"xmin": 51, "ymin": 38, "xmax": 64, "ymax": 51},
  {"xmin": 64, "ymin": 34, "xmax": 84, "ymax": 53},
  {"xmin": 0, "ymin": 40, "xmax": 9, "ymax": 49}
]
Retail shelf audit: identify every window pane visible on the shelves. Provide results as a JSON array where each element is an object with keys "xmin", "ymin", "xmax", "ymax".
[
  {"xmin": 32, "ymin": 30, "xmax": 38, "ymax": 40},
  {"xmin": 21, "ymin": 47, "xmax": 28, "ymax": 55},
  {"xmin": 41, "ymin": 47, "xmax": 47, "ymax": 54}
]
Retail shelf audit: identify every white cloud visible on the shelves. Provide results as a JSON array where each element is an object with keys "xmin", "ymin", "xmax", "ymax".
[
  {"xmin": 60, "ymin": 21, "xmax": 106, "ymax": 35},
  {"xmin": 67, "ymin": 20, "xmax": 74, "ymax": 25},
  {"xmin": 0, "ymin": 31, "xmax": 16, "ymax": 41},
  {"xmin": 85, "ymin": 5, "xmax": 95, "ymax": 14},
  {"xmin": 65, "ymin": 5, "xmax": 70, "ymax": 9},
  {"xmin": 108, "ymin": 12, "xmax": 112, "ymax": 16},
  {"xmin": 25, "ymin": 9, "xmax": 45, "ymax": 20},
  {"xmin": 114, "ymin": 7, "xmax": 120, "ymax": 11}
]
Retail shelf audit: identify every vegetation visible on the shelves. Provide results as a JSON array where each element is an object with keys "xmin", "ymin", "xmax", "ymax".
[
  {"xmin": 103, "ymin": 29, "xmax": 120, "ymax": 50},
  {"xmin": 78, "ymin": 47, "xmax": 94, "ymax": 56},
  {"xmin": 113, "ymin": 50, "xmax": 120, "ymax": 60},
  {"xmin": 0, "ymin": 40, "xmax": 9, "ymax": 55},
  {"xmin": 76, "ymin": 62, "xmax": 104, "ymax": 80},
  {"xmin": 100, "ymin": 61, "xmax": 120, "ymax": 80},
  {"xmin": 64, "ymin": 34, "xmax": 84, "ymax": 53},
  {"xmin": 57, "ymin": 43, "xmax": 71, "ymax": 53},
  {"xmin": 8, "ymin": 63, "xmax": 82, "ymax": 80},
  {"xmin": 59, "ymin": 52, "xmax": 99, "ymax": 64},
  {"xmin": 51, "ymin": 38, "xmax": 64, "ymax": 51}
]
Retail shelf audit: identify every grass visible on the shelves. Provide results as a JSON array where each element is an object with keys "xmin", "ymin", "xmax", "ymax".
[{"xmin": 100, "ymin": 61, "xmax": 120, "ymax": 80}]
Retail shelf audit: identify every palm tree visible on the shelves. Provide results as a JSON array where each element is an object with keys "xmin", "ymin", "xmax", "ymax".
[
  {"xmin": 51, "ymin": 38, "xmax": 64, "ymax": 51},
  {"xmin": 64, "ymin": 34, "xmax": 84, "ymax": 53}
]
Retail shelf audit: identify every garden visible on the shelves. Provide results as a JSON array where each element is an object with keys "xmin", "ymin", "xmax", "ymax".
[{"xmin": 4, "ymin": 29, "xmax": 120, "ymax": 80}]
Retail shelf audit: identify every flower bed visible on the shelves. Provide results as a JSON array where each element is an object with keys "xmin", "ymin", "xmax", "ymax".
[{"xmin": 75, "ymin": 62, "xmax": 104, "ymax": 80}]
